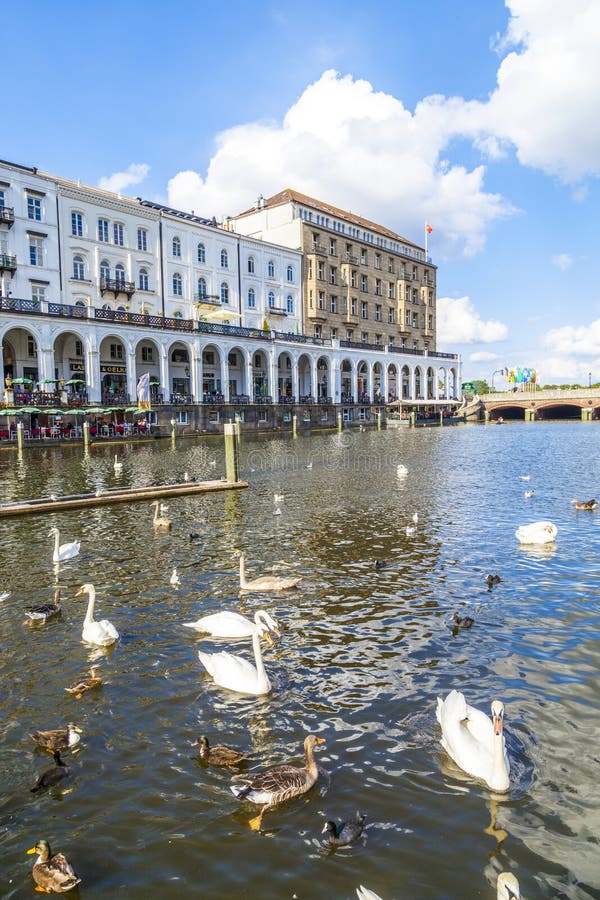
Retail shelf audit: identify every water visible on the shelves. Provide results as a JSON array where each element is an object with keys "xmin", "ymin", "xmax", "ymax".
[{"xmin": 0, "ymin": 422, "xmax": 599, "ymax": 899}]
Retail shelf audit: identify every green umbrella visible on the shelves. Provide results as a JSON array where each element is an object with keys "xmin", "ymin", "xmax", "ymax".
[
  {"xmin": 66, "ymin": 408, "xmax": 86, "ymax": 416},
  {"xmin": 11, "ymin": 377, "xmax": 33, "ymax": 385},
  {"xmin": 20, "ymin": 407, "xmax": 42, "ymax": 414},
  {"xmin": 0, "ymin": 409, "xmax": 18, "ymax": 415},
  {"xmin": 85, "ymin": 407, "xmax": 106, "ymax": 414},
  {"xmin": 43, "ymin": 408, "xmax": 65, "ymax": 416},
  {"xmin": 39, "ymin": 378, "xmax": 58, "ymax": 384},
  {"xmin": 66, "ymin": 378, "xmax": 86, "ymax": 385},
  {"xmin": 125, "ymin": 406, "xmax": 141, "ymax": 413}
]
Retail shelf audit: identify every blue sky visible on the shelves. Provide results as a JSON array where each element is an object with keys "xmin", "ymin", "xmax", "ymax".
[{"xmin": 5, "ymin": 0, "xmax": 600, "ymax": 385}]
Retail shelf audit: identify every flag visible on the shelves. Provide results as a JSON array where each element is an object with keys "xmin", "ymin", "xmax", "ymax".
[
  {"xmin": 426, "ymin": 223, "xmax": 433, "ymax": 234},
  {"xmin": 137, "ymin": 372, "xmax": 151, "ymax": 410}
]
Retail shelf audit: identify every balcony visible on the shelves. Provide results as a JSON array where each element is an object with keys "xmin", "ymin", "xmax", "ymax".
[
  {"xmin": 0, "ymin": 207, "xmax": 15, "ymax": 228},
  {"xmin": 342, "ymin": 310, "xmax": 359, "ymax": 325},
  {"xmin": 344, "ymin": 252, "xmax": 358, "ymax": 264},
  {"xmin": 194, "ymin": 293, "xmax": 221, "ymax": 307},
  {"xmin": 309, "ymin": 243, "xmax": 327, "ymax": 256},
  {"xmin": 266, "ymin": 306, "xmax": 288, "ymax": 316},
  {"xmin": 0, "ymin": 252, "xmax": 17, "ymax": 274},
  {"xmin": 307, "ymin": 307, "xmax": 327, "ymax": 321},
  {"xmin": 100, "ymin": 277, "xmax": 135, "ymax": 297}
]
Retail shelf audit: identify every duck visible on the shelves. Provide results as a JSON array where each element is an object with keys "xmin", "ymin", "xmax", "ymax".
[
  {"xmin": 233, "ymin": 549, "xmax": 301, "ymax": 593},
  {"xmin": 0, "ymin": 590, "xmax": 10, "ymax": 602},
  {"xmin": 452, "ymin": 612, "xmax": 474, "ymax": 629},
  {"xmin": 183, "ymin": 608, "xmax": 280, "ymax": 639},
  {"xmin": 76, "ymin": 583, "xmax": 119, "ymax": 646},
  {"xmin": 64, "ymin": 666, "xmax": 102, "ymax": 699},
  {"xmin": 189, "ymin": 532, "xmax": 201, "ymax": 541},
  {"xmin": 486, "ymin": 574, "xmax": 502, "ymax": 587},
  {"xmin": 113, "ymin": 454, "xmax": 123, "ymax": 472},
  {"xmin": 571, "ymin": 498, "xmax": 597, "ymax": 511},
  {"xmin": 197, "ymin": 623, "xmax": 274, "ymax": 695},
  {"xmin": 305, "ymin": 461, "xmax": 313, "ymax": 470},
  {"xmin": 515, "ymin": 520, "xmax": 557, "ymax": 544},
  {"xmin": 151, "ymin": 500, "xmax": 172, "ymax": 531},
  {"xmin": 524, "ymin": 490, "xmax": 534, "ymax": 499},
  {"xmin": 396, "ymin": 464, "xmax": 408, "ymax": 477},
  {"xmin": 497, "ymin": 872, "xmax": 520, "ymax": 899},
  {"xmin": 23, "ymin": 588, "xmax": 61, "ymax": 626},
  {"xmin": 435, "ymin": 690, "xmax": 510, "ymax": 792},
  {"xmin": 170, "ymin": 567, "xmax": 181, "ymax": 588},
  {"xmin": 230, "ymin": 734, "xmax": 325, "ymax": 830},
  {"xmin": 27, "ymin": 839, "xmax": 81, "ymax": 893},
  {"xmin": 30, "ymin": 750, "xmax": 70, "ymax": 793},
  {"xmin": 357, "ymin": 887, "xmax": 384, "ymax": 900},
  {"xmin": 374, "ymin": 559, "xmax": 388, "ymax": 569},
  {"xmin": 322, "ymin": 811, "xmax": 366, "ymax": 846},
  {"xmin": 29, "ymin": 722, "xmax": 82, "ymax": 753},
  {"xmin": 192, "ymin": 735, "xmax": 247, "ymax": 768},
  {"xmin": 49, "ymin": 526, "xmax": 80, "ymax": 563}
]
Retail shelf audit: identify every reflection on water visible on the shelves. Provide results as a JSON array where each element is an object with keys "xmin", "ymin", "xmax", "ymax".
[{"xmin": 0, "ymin": 422, "xmax": 599, "ymax": 898}]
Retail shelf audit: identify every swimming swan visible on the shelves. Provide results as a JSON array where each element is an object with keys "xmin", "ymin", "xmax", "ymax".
[
  {"xmin": 197, "ymin": 624, "xmax": 274, "ymax": 695},
  {"xmin": 151, "ymin": 500, "xmax": 172, "ymax": 531},
  {"xmin": 233, "ymin": 549, "xmax": 300, "ymax": 593},
  {"xmin": 49, "ymin": 527, "xmax": 80, "ymax": 562},
  {"xmin": 515, "ymin": 520, "xmax": 557, "ymax": 544},
  {"xmin": 113, "ymin": 455, "xmax": 123, "ymax": 471},
  {"xmin": 76, "ymin": 583, "xmax": 119, "ymax": 647},
  {"xmin": 183, "ymin": 609, "xmax": 279, "ymax": 639},
  {"xmin": 435, "ymin": 690, "xmax": 510, "ymax": 792},
  {"xmin": 497, "ymin": 872, "xmax": 520, "ymax": 899}
]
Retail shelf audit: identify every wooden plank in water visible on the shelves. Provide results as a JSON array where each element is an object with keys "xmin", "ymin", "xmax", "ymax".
[{"xmin": 0, "ymin": 479, "xmax": 248, "ymax": 517}]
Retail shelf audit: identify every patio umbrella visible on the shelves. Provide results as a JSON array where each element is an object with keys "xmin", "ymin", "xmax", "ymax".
[
  {"xmin": 0, "ymin": 408, "xmax": 19, "ymax": 416},
  {"xmin": 11, "ymin": 377, "xmax": 34, "ymax": 385},
  {"xmin": 66, "ymin": 378, "xmax": 86, "ymax": 385},
  {"xmin": 43, "ymin": 408, "xmax": 65, "ymax": 416},
  {"xmin": 38, "ymin": 378, "xmax": 58, "ymax": 385},
  {"xmin": 149, "ymin": 379, "xmax": 160, "ymax": 386},
  {"xmin": 85, "ymin": 407, "xmax": 106, "ymax": 414},
  {"xmin": 19, "ymin": 407, "xmax": 42, "ymax": 415},
  {"xmin": 67, "ymin": 408, "xmax": 86, "ymax": 416}
]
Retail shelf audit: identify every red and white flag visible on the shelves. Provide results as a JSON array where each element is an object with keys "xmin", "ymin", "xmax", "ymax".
[{"xmin": 426, "ymin": 223, "xmax": 433, "ymax": 234}]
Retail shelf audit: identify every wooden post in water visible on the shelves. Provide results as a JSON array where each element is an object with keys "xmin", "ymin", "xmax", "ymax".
[
  {"xmin": 439, "ymin": 410, "xmax": 444, "ymax": 426},
  {"xmin": 409, "ymin": 411, "xmax": 416, "ymax": 427},
  {"xmin": 377, "ymin": 410, "xmax": 382, "ymax": 430},
  {"xmin": 224, "ymin": 422, "xmax": 240, "ymax": 483},
  {"xmin": 16, "ymin": 421, "xmax": 24, "ymax": 452},
  {"xmin": 292, "ymin": 414, "xmax": 297, "ymax": 438},
  {"xmin": 337, "ymin": 412, "xmax": 342, "ymax": 431},
  {"xmin": 170, "ymin": 418, "xmax": 176, "ymax": 447},
  {"xmin": 83, "ymin": 420, "xmax": 90, "ymax": 451},
  {"xmin": 484, "ymin": 410, "xmax": 490, "ymax": 424}
]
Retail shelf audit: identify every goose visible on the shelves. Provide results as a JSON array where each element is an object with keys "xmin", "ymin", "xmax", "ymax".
[
  {"xmin": 233, "ymin": 549, "xmax": 301, "ymax": 593},
  {"xmin": 197, "ymin": 623, "xmax": 274, "ymax": 695},
  {"xmin": 571, "ymin": 498, "xmax": 597, "ymax": 511},
  {"xmin": 322, "ymin": 811, "xmax": 366, "ymax": 846},
  {"xmin": 30, "ymin": 750, "xmax": 70, "ymax": 793},
  {"xmin": 192, "ymin": 735, "xmax": 247, "ymax": 768},
  {"xmin": 113, "ymin": 454, "xmax": 123, "ymax": 472},
  {"xmin": 357, "ymin": 888, "xmax": 384, "ymax": 900},
  {"xmin": 29, "ymin": 722, "xmax": 82, "ymax": 753},
  {"xmin": 27, "ymin": 840, "xmax": 81, "ymax": 894},
  {"xmin": 515, "ymin": 520, "xmax": 557, "ymax": 544},
  {"xmin": 76, "ymin": 583, "xmax": 119, "ymax": 646},
  {"xmin": 230, "ymin": 734, "xmax": 325, "ymax": 830},
  {"xmin": 23, "ymin": 588, "xmax": 61, "ymax": 626},
  {"xmin": 397, "ymin": 464, "xmax": 408, "ymax": 477},
  {"xmin": 524, "ymin": 490, "xmax": 534, "ymax": 499},
  {"xmin": 452, "ymin": 612, "xmax": 474, "ymax": 629},
  {"xmin": 170, "ymin": 567, "xmax": 181, "ymax": 588},
  {"xmin": 497, "ymin": 872, "xmax": 520, "ymax": 899},
  {"xmin": 183, "ymin": 609, "xmax": 280, "ymax": 639},
  {"xmin": 49, "ymin": 526, "xmax": 80, "ymax": 563},
  {"xmin": 64, "ymin": 666, "xmax": 102, "ymax": 699},
  {"xmin": 151, "ymin": 500, "xmax": 172, "ymax": 531},
  {"xmin": 435, "ymin": 690, "xmax": 510, "ymax": 792}
]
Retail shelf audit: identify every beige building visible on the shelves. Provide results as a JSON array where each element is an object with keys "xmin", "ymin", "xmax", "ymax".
[{"xmin": 228, "ymin": 188, "xmax": 436, "ymax": 353}]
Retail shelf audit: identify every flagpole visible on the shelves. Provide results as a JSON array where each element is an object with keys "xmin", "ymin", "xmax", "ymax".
[{"xmin": 425, "ymin": 223, "xmax": 428, "ymax": 260}]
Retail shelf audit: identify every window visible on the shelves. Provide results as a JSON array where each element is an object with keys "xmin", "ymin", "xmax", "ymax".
[
  {"xmin": 330, "ymin": 327, "xmax": 337, "ymax": 339},
  {"xmin": 412, "ymin": 312, "xmax": 419, "ymax": 327},
  {"xmin": 375, "ymin": 253, "xmax": 381, "ymax": 269},
  {"xmin": 388, "ymin": 308, "xmax": 394, "ymax": 324},
  {"xmin": 172, "ymin": 272, "xmax": 182, "ymax": 295},
  {"xmin": 428, "ymin": 314, "xmax": 433, "ymax": 330},
  {"xmin": 174, "ymin": 310, "xmax": 183, "ymax": 318},
  {"xmin": 330, "ymin": 295, "xmax": 337, "ymax": 313},
  {"xmin": 75, "ymin": 339, "xmax": 83, "ymax": 356},
  {"xmin": 351, "ymin": 270, "xmax": 357, "ymax": 288},
  {"xmin": 197, "ymin": 242, "xmax": 206, "ymax": 263},
  {"xmin": 413, "ymin": 288, "xmax": 418, "ymax": 304},
  {"xmin": 375, "ymin": 279, "xmax": 381, "ymax": 296},
  {"xmin": 100, "ymin": 260, "xmax": 110, "ymax": 282},
  {"xmin": 113, "ymin": 223, "xmax": 124, "ymax": 246},
  {"xmin": 286, "ymin": 265, "xmax": 293, "ymax": 282},
  {"xmin": 0, "ymin": 189, "xmax": 4, "ymax": 208},
  {"xmin": 346, "ymin": 329, "xmax": 354, "ymax": 341},
  {"xmin": 71, "ymin": 212, "xmax": 83, "ymax": 237},
  {"xmin": 360, "ymin": 248, "xmax": 367, "ymax": 264},
  {"xmin": 388, "ymin": 257, "xmax": 394, "ymax": 273},
  {"xmin": 375, "ymin": 334, "xmax": 382, "ymax": 346},
  {"xmin": 267, "ymin": 260, "xmax": 275, "ymax": 278},
  {"xmin": 27, "ymin": 196, "xmax": 41, "ymax": 221},
  {"xmin": 351, "ymin": 297, "xmax": 357, "ymax": 316},
  {"xmin": 318, "ymin": 291, "xmax": 325, "ymax": 310},
  {"xmin": 375, "ymin": 304, "xmax": 382, "ymax": 322},
  {"xmin": 29, "ymin": 237, "xmax": 44, "ymax": 267},
  {"xmin": 137, "ymin": 228, "xmax": 148, "ymax": 251},
  {"xmin": 98, "ymin": 218, "xmax": 109, "ymax": 242},
  {"xmin": 314, "ymin": 325, "xmax": 322, "ymax": 339},
  {"xmin": 220, "ymin": 249, "xmax": 228, "ymax": 268},
  {"xmin": 176, "ymin": 410, "xmax": 188, "ymax": 424},
  {"xmin": 268, "ymin": 291, "xmax": 275, "ymax": 308},
  {"xmin": 220, "ymin": 281, "xmax": 229, "ymax": 303},
  {"xmin": 110, "ymin": 343, "xmax": 124, "ymax": 360},
  {"xmin": 329, "ymin": 267, "xmax": 336, "ymax": 285},
  {"xmin": 388, "ymin": 282, "xmax": 394, "ymax": 299},
  {"xmin": 197, "ymin": 277, "xmax": 207, "ymax": 300},
  {"xmin": 27, "ymin": 336, "xmax": 37, "ymax": 357},
  {"xmin": 361, "ymin": 331, "xmax": 368, "ymax": 343},
  {"xmin": 317, "ymin": 261, "xmax": 324, "ymax": 280},
  {"xmin": 247, "ymin": 288, "xmax": 256, "ymax": 308},
  {"xmin": 115, "ymin": 263, "xmax": 125, "ymax": 285},
  {"xmin": 329, "ymin": 239, "xmax": 336, "ymax": 255},
  {"xmin": 139, "ymin": 268, "xmax": 149, "ymax": 291},
  {"xmin": 141, "ymin": 346, "xmax": 153, "ymax": 362},
  {"xmin": 31, "ymin": 284, "xmax": 46, "ymax": 303},
  {"xmin": 172, "ymin": 236, "xmax": 181, "ymax": 257},
  {"xmin": 361, "ymin": 275, "xmax": 367, "ymax": 292},
  {"xmin": 286, "ymin": 295, "xmax": 294, "ymax": 314},
  {"xmin": 247, "ymin": 256, "xmax": 255, "ymax": 274}
]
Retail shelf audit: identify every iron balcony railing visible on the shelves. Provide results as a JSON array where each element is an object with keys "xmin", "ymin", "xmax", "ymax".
[
  {"xmin": 0, "ymin": 252, "xmax": 17, "ymax": 271},
  {"xmin": 0, "ymin": 207, "xmax": 15, "ymax": 227},
  {"xmin": 100, "ymin": 277, "xmax": 135, "ymax": 295}
]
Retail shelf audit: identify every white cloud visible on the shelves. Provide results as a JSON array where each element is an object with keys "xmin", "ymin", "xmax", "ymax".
[
  {"xmin": 536, "ymin": 355, "xmax": 600, "ymax": 383},
  {"xmin": 469, "ymin": 351, "xmax": 502, "ymax": 362},
  {"xmin": 98, "ymin": 163, "xmax": 150, "ymax": 194},
  {"xmin": 552, "ymin": 253, "xmax": 572, "ymax": 271},
  {"xmin": 437, "ymin": 296, "xmax": 509, "ymax": 345},
  {"xmin": 543, "ymin": 318, "xmax": 600, "ymax": 355}
]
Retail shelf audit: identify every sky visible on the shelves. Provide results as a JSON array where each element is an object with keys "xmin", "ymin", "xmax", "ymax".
[{"xmin": 5, "ymin": 0, "xmax": 600, "ymax": 386}]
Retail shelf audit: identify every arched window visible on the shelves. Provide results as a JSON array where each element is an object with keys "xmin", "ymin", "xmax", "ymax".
[
  {"xmin": 220, "ymin": 249, "xmax": 228, "ymax": 268},
  {"xmin": 172, "ymin": 236, "xmax": 181, "ymax": 258},
  {"xmin": 174, "ymin": 310, "xmax": 183, "ymax": 318},
  {"xmin": 75, "ymin": 300, "xmax": 87, "ymax": 308},
  {"xmin": 286, "ymin": 264, "xmax": 294, "ymax": 282},
  {"xmin": 197, "ymin": 277, "xmax": 207, "ymax": 300},
  {"xmin": 139, "ymin": 268, "xmax": 149, "ymax": 291},
  {"xmin": 220, "ymin": 281, "xmax": 229, "ymax": 303},
  {"xmin": 101, "ymin": 303, "xmax": 112, "ymax": 310},
  {"xmin": 247, "ymin": 287, "xmax": 256, "ymax": 308},
  {"xmin": 172, "ymin": 272, "xmax": 183, "ymax": 296},
  {"xmin": 115, "ymin": 263, "xmax": 125, "ymax": 285},
  {"xmin": 268, "ymin": 291, "xmax": 275, "ymax": 308},
  {"xmin": 247, "ymin": 256, "xmax": 255, "ymax": 274},
  {"xmin": 267, "ymin": 260, "xmax": 275, "ymax": 278},
  {"xmin": 100, "ymin": 259, "xmax": 110, "ymax": 282},
  {"xmin": 73, "ymin": 255, "xmax": 85, "ymax": 280},
  {"xmin": 197, "ymin": 242, "xmax": 206, "ymax": 263},
  {"xmin": 286, "ymin": 294, "xmax": 294, "ymax": 313}
]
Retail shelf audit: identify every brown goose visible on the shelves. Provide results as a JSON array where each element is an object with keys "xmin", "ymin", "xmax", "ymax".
[
  {"xmin": 230, "ymin": 734, "xmax": 325, "ymax": 830},
  {"xmin": 65, "ymin": 666, "xmax": 102, "ymax": 699},
  {"xmin": 571, "ymin": 498, "xmax": 597, "ymax": 511},
  {"xmin": 23, "ymin": 588, "xmax": 61, "ymax": 626},
  {"xmin": 27, "ymin": 839, "xmax": 81, "ymax": 893},
  {"xmin": 29, "ymin": 723, "xmax": 82, "ymax": 753},
  {"xmin": 193, "ymin": 735, "xmax": 247, "ymax": 768}
]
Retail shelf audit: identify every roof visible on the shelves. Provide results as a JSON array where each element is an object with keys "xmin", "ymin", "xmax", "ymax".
[{"xmin": 236, "ymin": 188, "xmax": 422, "ymax": 250}]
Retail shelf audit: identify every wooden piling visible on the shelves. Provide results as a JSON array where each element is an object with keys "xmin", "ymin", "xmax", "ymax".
[{"xmin": 224, "ymin": 422, "xmax": 240, "ymax": 483}]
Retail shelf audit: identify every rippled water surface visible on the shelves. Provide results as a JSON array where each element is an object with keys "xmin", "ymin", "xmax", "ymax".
[{"xmin": 1, "ymin": 422, "xmax": 599, "ymax": 899}]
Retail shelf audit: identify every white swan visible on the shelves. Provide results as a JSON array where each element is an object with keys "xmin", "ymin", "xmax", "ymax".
[
  {"xmin": 515, "ymin": 520, "xmax": 557, "ymax": 544},
  {"xmin": 497, "ymin": 872, "xmax": 520, "ymax": 899},
  {"xmin": 197, "ymin": 624, "xmax": 273, "ymax": 695},
  {"xmin": 233, "ymin": 549, "xmax": 300, "ymax": 593},
  {"xmin": 49, "ymin": 526, "xmax": 80, "ymax": 563},
  {"xmin": 170, "ymin": 567, "xmax": 181, "ymax": 587},
  {"xmin": 435, "ymin": 690, "xmax": 510, "ymax": 792},
  {"xmin": 184, "ymin": 609, "xmax": 279, "ymax": 639},
  {"xmin": 113, "ymin": 454, "xmax": 123, "ymax": 472},
  {"xmin": 397, "ymin": 464, "xmax": 408, "ymax": 477},
  {"xmin": 357, "ymin": 888, "xmax": 384, "ymax": 900},
  {"xmin": 76, "ymin": 583, "xmax": 119, "ymax": 647},
  {"xmin": 151, "ymin": 500, "xmax": 172, "ymax": 531}
]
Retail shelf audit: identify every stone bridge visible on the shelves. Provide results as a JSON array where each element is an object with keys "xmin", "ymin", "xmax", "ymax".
[{"xmin": 475, "ymin": 388, "xmax": 600, "ymax": 421}]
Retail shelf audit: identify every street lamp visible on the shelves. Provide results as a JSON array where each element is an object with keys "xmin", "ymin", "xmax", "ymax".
[{"xmin": 491, "ymin": 369, "xmax": 503, "ymax": 391}]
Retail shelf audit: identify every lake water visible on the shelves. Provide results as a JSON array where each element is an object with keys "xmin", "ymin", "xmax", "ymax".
[{"xmin": 0, "ymin": 421, "xmax": 599, "ymax": 899}]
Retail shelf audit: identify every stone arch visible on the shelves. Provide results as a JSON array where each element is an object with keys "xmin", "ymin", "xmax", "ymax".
[
  {"xmin": 340, "ymin": 357, "xmax": 354, "ymax": 401},
  {"xmin": 297, "ymin": 352, "xmax": 313, "ymax": 400},
  {"xmin": 277, "ymin": 349, "xmax": 294, "ymax": 401},
  {"xmin": 387, "ymin": 363, "xmax": 398, "ymax": 401},
  {"xmin": 316, "ymin": 354, "xmax": 330, "ymax": 400},
  {"xmin": 357, "ymin": 359, "xmax": 369, "ymax": 402}
]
